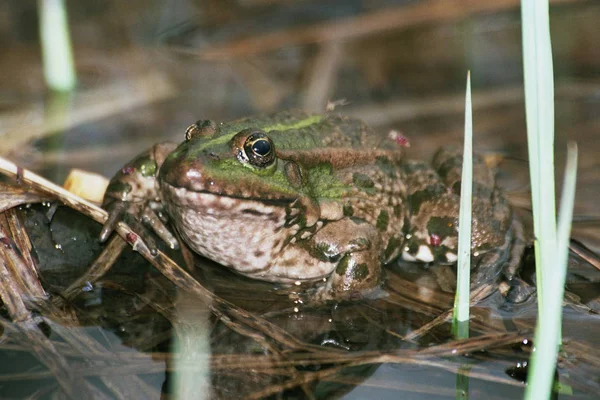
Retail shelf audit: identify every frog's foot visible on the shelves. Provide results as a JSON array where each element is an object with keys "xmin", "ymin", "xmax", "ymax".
[
  {"xmin": 99, "ymin": 143, "xmax": 179, "ymax": 252},
  {"xmin": 307, "ymin": 218, "xmax": 383, "ymax": 302},
  {"xmin": 470, "ymin": 242, "xmax": 510, "ymax": 289},
  {"xmin": 316, "ymin": 251, "xmax": 383, "ymax": 302},
  {"xmin": 499, "ymin": 277, "xmax": 535, "ymax": 303},
  {"xmin": 100, "ymin": 199, "xmax": 179, "ymax": 253},
  {"xmin": 470, "ymin": 211, "xmax": 524, "ymax": 288},
  {"xmin": 499, "ymin": 214, "xmax": 534, "ymax": 303},
  {"xmin": 139, "ymin": 205, "xmax": 179, "ymax": 249},
  {"xmin": 471, "ymin": 214, "xmax": 533, "ymax": 303}
]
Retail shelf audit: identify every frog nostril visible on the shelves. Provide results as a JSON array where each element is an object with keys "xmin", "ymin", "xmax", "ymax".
[{"xmin": 185, "ymin": 119, "xmax": 219, "ymax": 140}]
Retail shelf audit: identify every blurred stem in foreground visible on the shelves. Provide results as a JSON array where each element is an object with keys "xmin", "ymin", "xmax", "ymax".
[{"xmin": 38, "ymin": 0, "xmax": 77, "ymax": 92}]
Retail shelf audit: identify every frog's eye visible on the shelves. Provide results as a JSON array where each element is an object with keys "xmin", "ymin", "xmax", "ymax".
[
  {"xmin": 243, "ymin": 131, "xmax": 276, "ymax": 168},
  {"xmin": 185, "ymin": 119, "xmax": 219, "ymax": 141}
]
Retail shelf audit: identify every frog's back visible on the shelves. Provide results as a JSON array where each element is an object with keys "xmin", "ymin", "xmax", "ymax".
[{"xmin": 222, "ymin": 111, "xmax": 399, "ymax": 153}]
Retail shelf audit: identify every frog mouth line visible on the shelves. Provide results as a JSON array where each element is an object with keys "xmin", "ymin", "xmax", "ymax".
[
  {"xmin": 195, "ymin": 190, "xmax": 295, "ymax": 206},
  {"xmin": 163, "ymin": 182, "xmax": 295, "ymax": 207}
]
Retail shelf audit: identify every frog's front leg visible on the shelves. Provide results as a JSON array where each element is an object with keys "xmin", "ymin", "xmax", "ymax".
[
  {"xmin": 311, "ymin": 218, "xmax": 383, "ymax": 301},
  {"xmin": 100, "ymin": 142, "xmax": 178, "ymax": 249}
]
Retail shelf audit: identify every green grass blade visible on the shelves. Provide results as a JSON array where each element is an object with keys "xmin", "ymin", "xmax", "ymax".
[
  {"xmin": 38, "ymin": 0, "xmax": 77, "ymax": 92},
  {"xmin": 452, "ymin": 71, "xmax": 473, "ymax": 339},
  {"xmin": 519, "ymin": 0, "xmax": 576, "ymax": 396},
  {"xmin": 554, "ymin": 143, "xmax": 578, "ymax": 344},
  {"xmin": 525, "ymin": 143, "xmax": 577, "ymax": 400},
  {"xmin": 521, "ymin": 0, "xmax": 557, "ymax": 315}
]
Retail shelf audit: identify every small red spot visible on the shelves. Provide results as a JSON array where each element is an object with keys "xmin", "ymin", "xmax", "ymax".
[
  {"xmin": 388, "ymin": 130, "xmax": 410, "ymax": 147},
  {"xmin": 122, "ymin": 166, "xmax": 135, "ymax": 175},
  {"xmin": 395, "ymin": 135, "xmax": 410, "ymax": 147},
  {"xmin": 0, "ymin": 237, "xmax": 12, "ymax": 248},
  {"xmin": 429, "ymin": 233, "xmax": 442, "ymax": 247},
  {"xmin": 126, "ymin": 232, "xmax": 138, "ymax": 244}
]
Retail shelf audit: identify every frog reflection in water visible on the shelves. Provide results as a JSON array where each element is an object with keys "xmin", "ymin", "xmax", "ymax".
[{"xmin": 100, "ymin": 111, "xmax": 524, "ymax": 301}]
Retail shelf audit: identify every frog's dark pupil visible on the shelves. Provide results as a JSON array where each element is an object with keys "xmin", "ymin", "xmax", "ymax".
[
  {"xmin": 242, "ymin": 131, "xmax": 275, "ymax": 168},
  {"xmin": 252, "ymin": 139, "xmax": 271, "ymax": 156}
]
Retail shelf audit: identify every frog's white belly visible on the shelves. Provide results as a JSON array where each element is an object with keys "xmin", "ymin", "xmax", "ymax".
[{"xmin": 161, "ymin": 185, "xmax": 336, "ymax": 283}]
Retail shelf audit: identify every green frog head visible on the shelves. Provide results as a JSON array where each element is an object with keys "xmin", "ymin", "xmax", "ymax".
[{"xmin": 158, "ymin": 111, "xmax": 402, "ymax": 208}]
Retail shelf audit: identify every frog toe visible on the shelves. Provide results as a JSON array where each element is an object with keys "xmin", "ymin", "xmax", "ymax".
[
  {"xmin": 501, "ymin": 277, "xmax": 535, "ymax": 304},
  {"xmin": 325, "ymin": 252, "xmax": 382, "ymax": 300},
  {"xmin": 471, "ymin": 251, "xmax": 506, "ymax": 288},
  {"xmin": 141, "ymin": 207, "xmax": 179, "ymax": 250},
  {"xmin": 100, "ymin": 200, "xmax": 178, "ymax": 254},
  {"xmin": 99, "ymin": 200, "xmax": 128, "ymax": 242},
  {"xmin": 123, "ymin": 215, "xmax": 161, "ymax": 255}
]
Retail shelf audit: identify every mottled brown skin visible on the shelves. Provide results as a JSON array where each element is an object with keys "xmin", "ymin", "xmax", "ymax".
[
  {"xmin": 101, "ymin": 111, "xmax": 523, "ymax": 301},
  {"xmin": 402, "ymin": 147, "xmax": 523, "ymax": 288}
]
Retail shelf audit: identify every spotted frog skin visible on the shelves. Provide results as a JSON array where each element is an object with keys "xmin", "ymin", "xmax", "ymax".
[{"xmin": 101, "ymin": 111, "xmax": 523, "ymax": 300}]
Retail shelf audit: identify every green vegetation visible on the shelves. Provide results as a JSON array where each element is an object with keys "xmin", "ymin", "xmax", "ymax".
[
  {"xmin": 452, "ymin": 71, "xmax": 473, "ymax": 340},
  {"xmin": 520, "ymin": 0, "xmax": 578, "ymax": 398}
]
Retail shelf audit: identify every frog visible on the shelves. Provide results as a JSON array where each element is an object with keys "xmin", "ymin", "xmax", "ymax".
[{"xmin": 100, "ymin": 111, "xmax": 524, "ymax": 301}]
